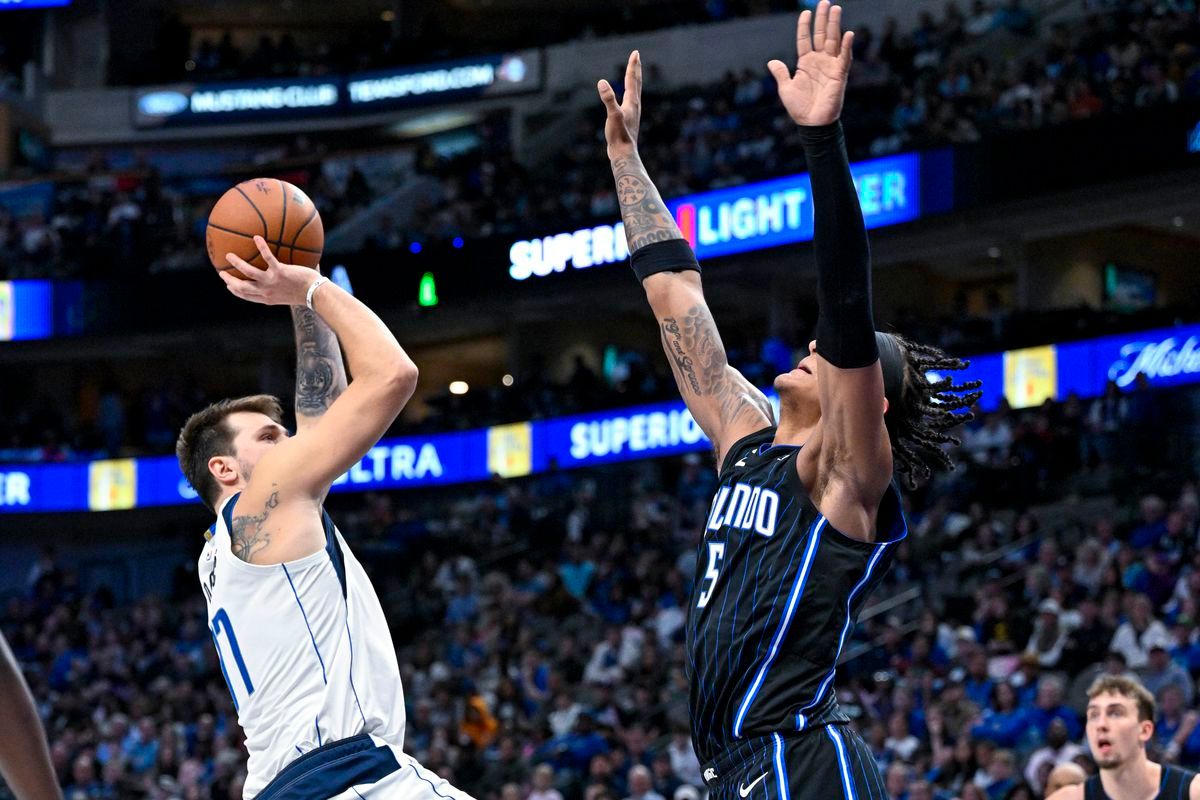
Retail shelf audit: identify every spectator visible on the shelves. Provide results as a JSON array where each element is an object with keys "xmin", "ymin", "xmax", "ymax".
[
  {"xmin": 1024, "ymin": 599, "xmax": 1070, "ymax": 668},
  {"xmin": 624, "ymin": 764, "xmax": 665, "ymax": 800},
  {"xmin": 1026, "ymin": 676, "xmax": 1082, "ymax": 744},
  {"xmin": 972, "ymin": 683, "xmax": 1028, "ymax": 748},
  {"xmin": 1140, "ymin": 644, "xmax": 1194, "ymax": 706},
  {"xmin": 529, "ymin": 764, "xmax": 564, "ymax": 800},
  {"xmin": 1110, "ymin": 594, "xmax": 1171, "ymax": 670},
  {"xmin": 1022, "ymin": 719, "xmax": 1083, "ymax": 794}
]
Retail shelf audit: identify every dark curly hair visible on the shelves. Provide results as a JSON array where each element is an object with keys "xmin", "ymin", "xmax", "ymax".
[{"xmin": 885, "ymin": 335, "xmax": 982, "ymax": 488}]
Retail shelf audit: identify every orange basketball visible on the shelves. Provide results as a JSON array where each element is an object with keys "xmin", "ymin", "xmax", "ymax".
[{"xmin": 206, "ymin": 178, "xmax": 324, "ymax": 279}]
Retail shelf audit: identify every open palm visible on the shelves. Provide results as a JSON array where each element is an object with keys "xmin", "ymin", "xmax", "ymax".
[{"xmin": 768, "ymin": 1, "xmax": 853, "ymax": 127}]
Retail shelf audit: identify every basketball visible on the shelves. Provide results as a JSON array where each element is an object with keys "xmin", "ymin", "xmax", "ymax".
[{"xmin": 206, "ymin": 178, "xmax": 324, "ymax": 279}]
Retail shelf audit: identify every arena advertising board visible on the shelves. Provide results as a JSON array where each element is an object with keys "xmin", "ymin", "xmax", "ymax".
[
  {"xmin": 131, "ymin": 50, "xmax": 542, "ymax": 127},
  {"xmin": 507, "ymin": 153, "xmax": 922, "ymax": 281},
  {"xmin": 0, "ymin": 0, "xmax": 71, "ymax": 7},
  {"xmin": 4, "ymin": 322, "xmax": 1200, "ymax": 513},
  {"xmin": 0, "ymin": 280, "xmax": 52, "ymax": 341}
]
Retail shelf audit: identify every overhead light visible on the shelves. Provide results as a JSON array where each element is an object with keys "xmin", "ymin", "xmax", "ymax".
[
  {"xmin": 987, "ymin": 246, "xmax": 1001, "ymax": 259},
  {"xmin": 1172, "ymin": 216, "xmax": 1185, "ymax": 228},
  {"xmin": 389, "ymin": 110, "xmax": 477, "ymax": 138},
  {"xmin": 381, "ymin": 9, "xmax": 396, "ymax": 22},
  {"xmin": 449, "ymin": 381, "xmax": 469, "ymax": 395},
  {"xmin": 502, "ymin": 374, "xmax": 514, "ymax": 387}
]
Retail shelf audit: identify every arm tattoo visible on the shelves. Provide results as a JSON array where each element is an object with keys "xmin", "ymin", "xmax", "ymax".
[
  {"xmin": 291, "ymin": 306, "xmax": 347, "ymax": 416},
  {"xmin": 658, "ymin": 305, "xmax": 775, "ymax": 450},
  {"xmin": 610, "ymin": 155, "xmax": 684, "ymax": 253},
  {"xmin": 230, "ymin": 486, "xmax": 278, "ymax": 562}
]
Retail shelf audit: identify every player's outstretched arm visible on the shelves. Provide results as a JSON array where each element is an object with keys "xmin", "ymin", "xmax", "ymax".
[
  {"xmin": 598, "ymin": 52, "xmax": 772, "ymax": 466},
  {"xmin": 222, "ymin": 238, "xmax": 416, "ymax": 514},
  {"xmin": 0, "ymin": 633, "xmax": 63, "ymax": 800},
  {"xmin": 771, "ymin": 3, "xmax": 892, "ymax": 513}
]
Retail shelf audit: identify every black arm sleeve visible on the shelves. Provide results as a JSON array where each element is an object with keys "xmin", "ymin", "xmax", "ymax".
[{"xmin": 801, "ymin": 121, "xmax": 878, "ymax": 369}]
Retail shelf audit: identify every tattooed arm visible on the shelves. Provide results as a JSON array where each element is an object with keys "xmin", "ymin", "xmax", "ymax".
[
  {"xmin": 599, "ymin": 53, "xmax": 773, "ymax": 466},
  {"xmin": 220, "ymin": 237, "xmax": 418, "ymax": 564},
  {"xmin": 291, "ymin": 301, "xmax": 348, "ymax": 433}
]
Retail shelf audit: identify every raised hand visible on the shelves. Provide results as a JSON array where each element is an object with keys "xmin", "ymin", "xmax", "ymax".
[
  {"xmin": 767, "ymin": 1, "xmax": 854, "ymax": 127},
  {"xmin": 221, "ymin": 236, "xmax": 321, "ymax": 307},
  {"xmin": 597, "ymin": 50, "xmax": 642, "ymax": 160}
]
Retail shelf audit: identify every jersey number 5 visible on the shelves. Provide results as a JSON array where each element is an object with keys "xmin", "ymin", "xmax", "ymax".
[
  {"xmin": 697, "ymin": 542, "xmax": 726, "ymax": 608},
  {"xmin": 212, "ymin": 607, "xmax": 255, "ymax": 708}
]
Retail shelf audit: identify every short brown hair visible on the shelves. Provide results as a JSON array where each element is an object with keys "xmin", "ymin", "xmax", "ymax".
[
  {"xmin": 1087, "ymin": 675, "xmax": 1156, "ymax": 721},
  {"xmin": 176, "ymin": 395, "xmax": 283, "ymax": 511}
]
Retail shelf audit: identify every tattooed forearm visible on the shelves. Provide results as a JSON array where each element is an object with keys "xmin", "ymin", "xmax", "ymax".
[
  {"xmin": 660, "ymin": 318, "xmax": 701, "ymax": 395},
  {"xmin": 610, "ymin": 155, "xmax": 683, "ymax": 253},
  {"xmin": 658, "ymin": 305, "xmax": 774, "ymax": 445},
  {"xmin": 291, "ymin": 306, "xmax": 347, "ymax": 417},
  {"xmin": 230, "ymin": 486, "xmax": 278, "ymax": 562}
]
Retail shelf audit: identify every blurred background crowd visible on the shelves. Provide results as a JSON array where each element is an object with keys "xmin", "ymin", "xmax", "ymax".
[
  {"xmin": 2, "ymin": 0, "xmax": 1199, "ymax": 798},
  {"xmin": 3, "ymin": 0, "xmax": 1199, "ymax": 282},
  {"xmin": 5, "ymin": 379, "xmax": 1200, "ymax": 800}
]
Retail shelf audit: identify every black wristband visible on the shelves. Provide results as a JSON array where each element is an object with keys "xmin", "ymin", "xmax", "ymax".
[
  {"xmin": 797, "ymin": 120, "xmax": 844, "ymax": 149},
  {"xmin": 630, "ymin": 238, "xmax": 700, "ymax": 283}
]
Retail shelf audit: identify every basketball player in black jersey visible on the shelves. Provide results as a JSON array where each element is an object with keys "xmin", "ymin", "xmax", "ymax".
[
  {"xmin": 597, "ymin": 4, "xmax": 981, "ymax": 798},
  {"xmin": 1049, "ymin": 676, "xmax": 1197, "ymax": 800}
]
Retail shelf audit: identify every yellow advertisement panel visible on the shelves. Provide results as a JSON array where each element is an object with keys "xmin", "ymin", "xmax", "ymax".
[
  {"xmin": 88, "ymin": 459, "xmax": 138, "ymax": 511},
  {"xmin": 1003, "ymin": 345, "xmax": 1058, "ymax": 409},
  {"xmin": 488, "ymin": 422, "xmax": 532, "ymax": 478},
  {"xmin": 0, "ymin": 281, "xmax": 13, "ymax": 342}
]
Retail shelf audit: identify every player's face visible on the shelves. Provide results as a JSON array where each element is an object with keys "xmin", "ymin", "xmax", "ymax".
[
  {"xmin": 1085, "ymin": 692, "xmax": 1152, "ymax": 769},
  {"xmin": 227, "ymin": 412, "xmax": 290, "ymax": 483},
  {"xmin": 773, "ymin": 340, "xmax": 820, "ymax": 407}
]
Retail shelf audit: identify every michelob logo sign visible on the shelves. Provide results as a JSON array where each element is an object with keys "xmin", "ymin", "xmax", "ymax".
[
  {"xmin": 1107, "ymin": 334, "xmax": 1200, "ymax": 389},
  {"xmin": 508, "ymin": 153, "xmax": 922, "ymax": 280}
]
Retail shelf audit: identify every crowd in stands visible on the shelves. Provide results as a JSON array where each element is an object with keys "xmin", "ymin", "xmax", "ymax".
[
  {"xmin": 4, "ymin": 0, "xmax": 1200, "ymax": 284},
  {"xmin": 398, "ymin": 0, "xmax": 1200, "ymax": 248},
  {"xmin": 0, "ymin": 299, "xmax": 1191, "ymax": 465},
  {"xmin": 0, "ymin": 138, "xmax": 385, "ymax": 282},
  {"xmin": 169, "ymin": 0, "xmax": 795, "ymax": 87},
  {"xmin": 3, "ymin": 376, "xmax": 1200, "ymax": 800}
]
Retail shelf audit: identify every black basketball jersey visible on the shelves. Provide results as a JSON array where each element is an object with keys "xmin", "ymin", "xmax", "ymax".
[
  {"xmin": 685, "ymin": 426, "xmax": 907, "ymax": 762},
  {"xmin": 1084, "ymin": 765, "xmax": 1196, "ymax": 800}
]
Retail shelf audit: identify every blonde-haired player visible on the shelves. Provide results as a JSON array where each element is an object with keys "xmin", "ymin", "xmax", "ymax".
[{"xmin": 1048, "ymin": 675, "xmax": 1196, "ymax": 800}]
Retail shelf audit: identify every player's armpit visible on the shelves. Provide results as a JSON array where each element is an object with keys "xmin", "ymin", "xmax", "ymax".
[
  {"xmin": 796, "ymin": 355, "xmax": 891, "ymax": 539},
  {"xmin": 645, "ymin": 272, "xmax": 774, "ymax": 464}
]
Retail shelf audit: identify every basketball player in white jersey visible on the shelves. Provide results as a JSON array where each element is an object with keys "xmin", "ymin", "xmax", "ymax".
[{"xmin": 176, "ymin": 236, "xmax": 478, "ymax": 800}]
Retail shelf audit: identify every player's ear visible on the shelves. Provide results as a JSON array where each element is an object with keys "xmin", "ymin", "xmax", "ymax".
[
  {"xmin": 1139, "ymin": 718, "xmax": 1154, "ymax": 743},
  {"xmin": 209, "ymin": 455, "xmax": 240, "ymax": 487}
]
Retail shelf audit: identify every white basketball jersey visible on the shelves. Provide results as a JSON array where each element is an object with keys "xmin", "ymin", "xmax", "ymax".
[{"xmin": 199, "ymin": 493, "xmax": 407, "ymax": 798}]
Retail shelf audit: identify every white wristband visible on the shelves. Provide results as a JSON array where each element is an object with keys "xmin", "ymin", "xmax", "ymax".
[{"xmin": 305, "ymin": 276, "xmax": 329, "ymax": 311}]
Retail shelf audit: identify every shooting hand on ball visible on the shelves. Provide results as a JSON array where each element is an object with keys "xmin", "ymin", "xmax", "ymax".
[
  {"xmin": 597, "ymin": 50, "xmax": 643, "ymax": 160},
  {"xmin": 221, "ymin": 236, "xmax": 321, "ymax": 307},
  {"xmin": 768, "ymin": 1, "xmax": 853, "ymax": 127}
]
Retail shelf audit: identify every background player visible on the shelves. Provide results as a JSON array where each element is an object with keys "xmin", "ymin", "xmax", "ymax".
[
  {"xmin": 1048, "ymin": 676, "xmax": 1197, "ymax": 800},
  {"xmin": 175, "ymin": 237, "xmax": 476, "ymax": 800},
  {"xmin": 597, "ymin": 3, "xmax": 980, "ymax": 798},
  {"xmin": 0, "ymin": 632, "xmax": 62, "ymax": 800}
]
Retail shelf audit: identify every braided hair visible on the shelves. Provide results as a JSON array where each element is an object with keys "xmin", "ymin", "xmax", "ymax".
[{"xmin": 885, "ymin": 335, "xmax": 982, "ymax": 489}]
